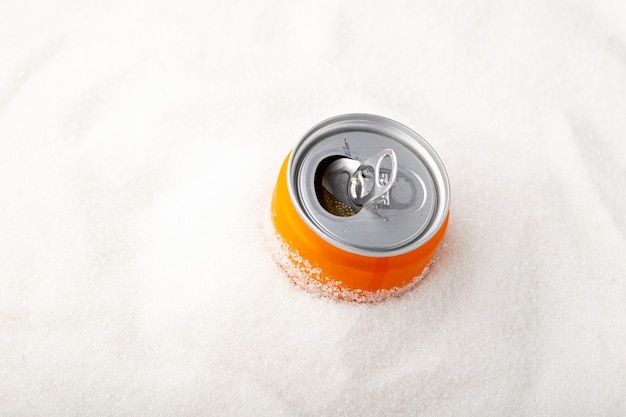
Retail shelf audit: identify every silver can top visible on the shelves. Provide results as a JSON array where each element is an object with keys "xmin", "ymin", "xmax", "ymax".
[{"xmin": 287, "ymin": 114, "xmax": 450, "ymax": 257}]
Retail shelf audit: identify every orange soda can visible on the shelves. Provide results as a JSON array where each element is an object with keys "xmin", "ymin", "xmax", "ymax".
[{"xmin": 271, "ymin": 114, "xmax": 450, "ymax": 302}]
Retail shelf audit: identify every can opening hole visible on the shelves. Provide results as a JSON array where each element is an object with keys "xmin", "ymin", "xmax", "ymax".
[{"xmin": 314, "ymin": 156, "xmax": 359, "ymax": 217}]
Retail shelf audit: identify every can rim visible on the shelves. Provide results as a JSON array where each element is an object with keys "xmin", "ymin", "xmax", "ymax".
[{"xmin": 287, "ymin": 113, "xmax": 450, "ymax": 258}]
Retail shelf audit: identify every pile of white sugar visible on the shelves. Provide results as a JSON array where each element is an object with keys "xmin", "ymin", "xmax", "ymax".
[{"xmin": 1, "ymin": 1, "xmax": 625, "ymax": 415}]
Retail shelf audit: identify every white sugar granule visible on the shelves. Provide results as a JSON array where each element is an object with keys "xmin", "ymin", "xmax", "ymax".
[
  {"xmin": 1, "ymin": 0, "xmax": 626, "ymax": 416},
  {"xmin": 263, "ymin": 214, "xmax": 432, "ymax": 304}
]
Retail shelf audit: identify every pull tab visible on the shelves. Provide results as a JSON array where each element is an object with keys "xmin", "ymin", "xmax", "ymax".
[
  {"xmin": 319, "ymin": 149, "xmax": 398, "ymax": 216},
  {"xmin": 349, "ymin": 149, "xmax": 398, "ymax": 207}
]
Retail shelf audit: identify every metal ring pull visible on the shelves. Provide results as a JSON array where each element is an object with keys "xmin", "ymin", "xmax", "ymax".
[{"xmin": 349, "ymin": 148, "xmax": 398, "ymax": 207}]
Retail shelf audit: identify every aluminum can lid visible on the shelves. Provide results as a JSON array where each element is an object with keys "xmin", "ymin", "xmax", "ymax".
[{"xmin": 288, "ymin": 114, "xmax": 450, "ymax": 257}]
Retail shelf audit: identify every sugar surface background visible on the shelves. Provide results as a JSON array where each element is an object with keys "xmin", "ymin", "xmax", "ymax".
[{"xmin": 1, "ymin": 0, "xmax": 625, "ymax": 415}]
